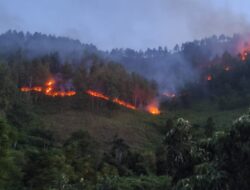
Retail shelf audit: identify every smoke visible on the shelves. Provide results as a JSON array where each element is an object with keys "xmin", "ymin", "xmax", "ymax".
[
  {"xmin": 1, "ymin": 0, "xmax": 250, "ymax": 50},
  {"xmin": 1, "ymin": 0, "xmax": 250, "ymax": 95},
  {"xmin": 163, "ymin": 0, "xmax": 250, "ymax": 42},
  {"xmin": 114, "ymin": 52, "xmax": 200, "ymax": 94},
  {"xmin": 113, "ymin": 0, "xmax": 250, "ymax": 93},
  {"xmin": 154, "ymin": 55, "xmax": 199, "ymax": 93}
]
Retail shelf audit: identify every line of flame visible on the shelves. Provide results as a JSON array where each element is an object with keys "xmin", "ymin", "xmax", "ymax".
[{"xmin": 20, "ymin": 81, "xmax": 159, "ymax": 114}]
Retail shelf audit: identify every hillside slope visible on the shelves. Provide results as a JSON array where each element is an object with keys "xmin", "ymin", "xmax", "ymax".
[{"xmin": 32, "ymin": 97, "xmax": 164, "ymax": 150}]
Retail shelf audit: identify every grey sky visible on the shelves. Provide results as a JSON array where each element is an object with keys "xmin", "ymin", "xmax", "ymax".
[{"xmin": 0, "ymin": 0, "xmax": 250, "ymax": 50}]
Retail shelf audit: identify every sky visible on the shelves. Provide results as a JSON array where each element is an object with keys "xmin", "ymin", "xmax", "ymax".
[{"xmin": 0, "ymin": 0, "xmax": 250, "ymax": 50}]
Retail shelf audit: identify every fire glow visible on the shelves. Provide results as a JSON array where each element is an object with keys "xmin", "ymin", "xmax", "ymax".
[
  {"xmin": 237, "ymin": 40, "xmax": 249, "ymax": 62},
  {"xmin": 86, "ymin": 90, "xmax": 109, "ymax": 101},
  {"xmin": 146, "ymin": 100, "xmax": 160, "ymax": 115},
  {"xmin": 20, "ymin": 81, "xmax": 160, "ymax": 114},
  {"xmin": 21, "ymin": 86, "xmax": 42, "ymax": 92},
  {"xmin": 86, "ymin": 90, "xmax": 136, "ymax": 110},
  {"xmin": 44, "ymin": 79, "xmax": 76, "ymax": 97},
  {"xmin": 20, "ymin": 79, "xmax": 76, "ymax": 97}
]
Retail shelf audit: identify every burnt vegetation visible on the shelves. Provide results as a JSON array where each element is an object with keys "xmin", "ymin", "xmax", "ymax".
[{"xmin": 0, "ymin": 31, "xmax": 250, "ymax": 190}]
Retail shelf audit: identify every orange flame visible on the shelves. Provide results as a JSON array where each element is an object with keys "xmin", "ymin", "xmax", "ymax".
[
  {"xmin": 20, "ymin": 87, "xmax": 31, "ymax": 92},
  {"xmin": 20, "ymin": 79, "xmax": 76, "ymax": 97},
  {"xmin": 20, "ymin": 81, "xmax": 159, "ymax": 114},
  {"xmin": 86, "ymin": 90, "xmax": 136, "ymax": 110},
  {"xmin": 46, "ymin": 79, "xmax": 55, "ymax": 86},
  {"xmin": 20, "ymin": 86, "xmax": 43, "ymax": 92},
  {"xmin": 32, "ymin": 86, "xmax": 43, "ymax": 92},
  {"xmin": 113, "ymin": 98, "xmax": 136, "ymax": 110},
  {"xmin": 86, "ymin": 90, "xmax": 109, "ymax": 100},
  {"xmin": 146, "ymin": 100, "xmax": 160, "ymax": 115}
]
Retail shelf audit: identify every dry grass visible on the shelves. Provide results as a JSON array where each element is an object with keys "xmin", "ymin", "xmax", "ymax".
[{"xmin": 41, "ymin": 109, "xmax": 163, "ymax": 150}]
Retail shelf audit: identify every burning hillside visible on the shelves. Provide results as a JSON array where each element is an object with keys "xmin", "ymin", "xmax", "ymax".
[
  {"xmin": 20, "ymin": 78, "xmax": 160, "ymax": 115},
  {"xmin": 86, "ymin": 90, "xmax": 136, "ymax": 110},
  {"xmin": 85, "ymin": 90, "xmax": 161, "ymax": 114},
  {"xmin": 20, "ymin": 78, "xmax": 76, "ymax": 97}
]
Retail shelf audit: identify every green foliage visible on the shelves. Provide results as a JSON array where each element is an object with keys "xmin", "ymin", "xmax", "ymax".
[
  {"xmin": 63, "ymin": 130, "xmax": 99, "ymax": 182},
  {"xmin": 6, "ymin": 101, "xmax": 34, "ymax": 129},
  {"xmin": 0, "ymin": 118, "xmax": 23, "ymax": 190},
  {"xmin": 96, "ymin": 176, "xmax": 172, "ymax": 190},
  {"xmin": 172, "ymin": 109, "xmax": 250, "ymax": 189},
  {"xmin": 0, "ymin": 42, "xmax": 250, "ymax": 190},
  {"xmin": 0, "ymin": 63, "xmax": 17, "ymax": 111},
  {"xmin": 157, "ymin": 118, "xmax": 194, "ymax": 180},
  {"xmin": 23, "ymin": 150, "xmax": 74, "ymax": 190}
]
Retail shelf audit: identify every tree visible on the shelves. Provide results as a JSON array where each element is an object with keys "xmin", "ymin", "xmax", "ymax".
[
  {"xmin": 204, "ymin": 117, "xmax": 215, "ymax": 137},
  {"xmin": 110, "ymin": 136, "xmax": 130, "ymax": 166},
  {"xmin": 23, "ymin": 150, "xmax": 73, "ymax": 190},
  {"xmin": 73, "ymin": 63, "xmax": 87, "ymax": 91},
  {"xmin": 0, "ymin": 63, "xmax": 17, "ymax": 111},
  {"xmin": 178, "ymin": 109, "xmax": 250, "ymax": 190},
  {"xmin": 0, "ymin": 118, "xmax": 22, "ymax": 190},
  {"xmin": 214, "ymin": 109, "xmax": 250, "ymax": 189},
  {"xmin": 61, "ymin": 61, "xmax": 73, "ymax": 80},
  {"xmin": 157, "ymin": 118, "xmax": 194, "ymax": 181},
  {"xmin": 63, "ymin": 130, "xmax": 98, "ymax": 181}
]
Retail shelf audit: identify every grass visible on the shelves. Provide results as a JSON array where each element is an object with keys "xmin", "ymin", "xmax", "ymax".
[
  {"xmin": 165, "ymin": 100, "xmax": 248, "ymax": 130},
  {"xmin": 38, "ymin": 101, "xmax": 163, "ymax": 151},
  {"xmin": 33, "ymin": 96, "xmax": 249, "ymax": 151}
]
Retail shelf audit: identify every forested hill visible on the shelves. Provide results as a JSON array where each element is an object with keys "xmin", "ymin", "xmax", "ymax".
[
  {"xmin": 0, "ymin": 30, "xmax": 250, "ymax": 190},
  {"xmin": 0, "ymin": 30, "xmax": 246, "ymax": 62},
  {"xmin": 0, "ymin": 30, "xmax": 248, "ymax": 92},
  {"xmin": 0, "ymin": 30, "xmax": 100, "ymax": 61}
]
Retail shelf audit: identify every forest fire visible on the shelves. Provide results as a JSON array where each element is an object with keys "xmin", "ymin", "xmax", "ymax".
[
  {"xmin": 86, "ymin": 90, "xmax": 109, "ymax": 100},
  {"xmin": 87, "ymin": 90, "xmax": 161, "ymax": 113},
  {"xmin": 86, "ymin": 90, "xmax": 136, "ymax": 110},
  {"xmin": 113, "ymin": 98, "xmax": 136, "ymax": 110},
  {"xmin": 20, "ymin": 86, "xmax": 43, "ymax": 92},
  {"xmin": 44, "ymin": 79, "xmax": 76, "ymax": 97},
  {"xmin": 20, "ymin": 79, "xmax": 76, "ymax": 97},
  {"xmin": 21, "ymin": 81, "xmax": 159, "ymax": 114},
  {"xmin": 146, "ymin": 100, "xmax": 160, "ymax": 115}
]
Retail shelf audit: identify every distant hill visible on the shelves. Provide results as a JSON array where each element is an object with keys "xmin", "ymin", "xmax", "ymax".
[
  {"xmin": 0, "ymin": 30, "xmax": 249, "ymax": 92},
  {"xmin": 0, "ymin": 30, "xmax": 101, "ymax": 61}
]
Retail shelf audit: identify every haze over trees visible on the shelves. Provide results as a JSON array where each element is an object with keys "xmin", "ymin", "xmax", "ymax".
[{"xmin": 0, "ymin": 30, "xmax": 248, "ymax": 93}]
